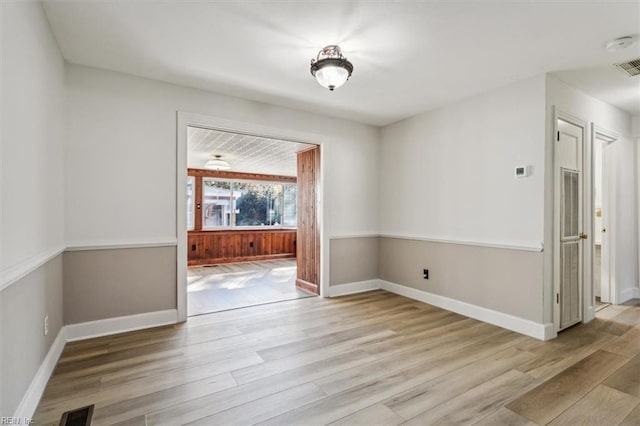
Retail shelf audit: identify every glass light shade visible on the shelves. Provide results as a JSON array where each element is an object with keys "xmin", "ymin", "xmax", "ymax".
[
  {"xmin": 310, "ymin": 45, "xmax": 353, "ymax": 91},
  {"xmin": 204, "ymin": 159, "xmax": 231, "ymax": 170},
  {"xmin": 314, "ymin": 65, "xmax": 350, "ymax": 91}
]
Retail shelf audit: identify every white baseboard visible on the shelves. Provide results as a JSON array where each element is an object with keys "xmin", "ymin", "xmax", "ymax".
[
  {"xmin": 13, "ymin": 327, "xmax": 67, "ymax": 419},
  {"xmin": 619, "ymin": 287, "xmax": 640, "ymax": 304},
  {"xmin": 13, "ymin": 309, "xmax": 179, "ymax": 419},
  {"xmin": 380, "ymin": 280, "xmax": 553, "ymax": 341},
  {"xmin": 65, "ymin": 309, "xmax": 178, "ymax": 342},
  {"xmin": 542, "ymin": 323, "xmax": 556, "ymax": 341},
  {"xmin": 328, "ymin": 279, "xmax": 381, "ymax": 297}
]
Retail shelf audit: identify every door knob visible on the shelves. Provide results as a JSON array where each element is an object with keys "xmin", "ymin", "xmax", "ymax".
[
  {"xmin": 579, "ymin": 232, "xmax": 588, "ymax": 240},
  {"xmin": 602, "ymin": 228, "xmax": 606, "ymax": 233}
]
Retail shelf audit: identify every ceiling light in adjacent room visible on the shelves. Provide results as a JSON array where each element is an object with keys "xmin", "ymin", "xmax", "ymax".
[
  {"xmin": 310, "ymin": 45, "xmax": 354, "ymax": 91},
  {"xmin": 204, "ymin": 155, "xmax": 231, "ymax": 170}
]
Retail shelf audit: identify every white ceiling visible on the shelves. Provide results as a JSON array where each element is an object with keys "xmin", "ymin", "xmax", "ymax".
[
  {"xmin": 43, "ymin": 1, "xmax": 640, "ymax": 125},
  {"xmin": 188, "ymin": 127, "xmax": 312, "ymax": 177},
  {"xmin": 552, "ymin": 62, "xmax": 640, "ymax": 115}
]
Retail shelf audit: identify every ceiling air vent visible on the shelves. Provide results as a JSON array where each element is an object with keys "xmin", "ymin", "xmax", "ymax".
[{"xmin": 614, "ymin": 58, "xmax": 640, "ymax": 77}]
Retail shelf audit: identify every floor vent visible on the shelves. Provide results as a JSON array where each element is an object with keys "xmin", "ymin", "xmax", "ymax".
[
  {"xmin": 59, "ymin": 404, "xmax": 94, "ymax": 426},
  {"xmin": 614, "ymin": 58, "xmax": 640, "ymax": 77}
]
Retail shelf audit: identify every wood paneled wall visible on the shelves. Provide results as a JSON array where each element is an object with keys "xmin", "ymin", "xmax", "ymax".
[
  {"xmin": 188, "ymin": 230, "xmax": 296, "ymax": 266},
  {"xmin": 296, "ymin": 146, "xmax": 320, "ymax": 294}
]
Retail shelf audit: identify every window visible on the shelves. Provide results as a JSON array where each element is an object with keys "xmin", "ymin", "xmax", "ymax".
[
  {"xmin": 203, "ymin": 179, "xmax": 233, "ymax": 228},
  {"xmin": 186, "ymin": 176, "xmax": 195, "ymax": 230},
  {"xmin": 283, "ymin": 184, "xmax": 297, "ymax": 227},
  {"xmin": 189, "ymin": 174, "xmax": 297, "ymax": 230}
]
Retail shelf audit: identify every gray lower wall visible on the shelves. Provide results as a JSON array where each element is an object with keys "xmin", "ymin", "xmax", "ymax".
[
  {"xmin": 379, "ymin": 237, "xmax": 544, "ymax": 323},
  {"xmin": 330, "ymin": 237, "xmax": 379, "ymax": 286},
  {"xmin": 1, "ymin": 238, "xmax": 544, "ymax": 414},
  {"xmin": 1, "ymin": 255, "xmax": 63, "ymax": 417},
  {"xmin": 63, "ymin": 246, "xmax": 177, "ymax": 324}
]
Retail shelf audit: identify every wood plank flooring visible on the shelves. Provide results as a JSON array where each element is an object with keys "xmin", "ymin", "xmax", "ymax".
[
  {"xmin": 34, "ymin": 292, "xmax": 640, "ymax": 425},
  {"xmin": 188, "ymin": 259, "xmax": 312, "ymax": 315}
]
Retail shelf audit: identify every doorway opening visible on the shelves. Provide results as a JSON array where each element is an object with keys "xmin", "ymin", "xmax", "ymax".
[
  {"xmin": 592, "ymin": 125, "xmax": 618, "ymax": 311},
  {"xmin": 184, "ymin": 125, "xmax": 320, "ymax": 316},
  {"xmin": 186, "ymin": 126, "xmax": 319, "ymax": 316}
]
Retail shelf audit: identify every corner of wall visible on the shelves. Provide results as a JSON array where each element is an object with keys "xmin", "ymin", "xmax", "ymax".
[
  {"xmin": 12, "ymin": 327, "xmax": 66, "ymax": 420},
  {"xmin": 1, "ymin": 1, "xmax": 66, "ymax": 417},
  {"xmin": 542, "ymin": 72, "xmax": 555, "ymax": 325}
]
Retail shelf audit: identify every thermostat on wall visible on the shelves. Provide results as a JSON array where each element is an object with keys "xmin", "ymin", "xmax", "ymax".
[{"xmin": 514, "ymin": 166, "xmax": 529, "ymax": 178}]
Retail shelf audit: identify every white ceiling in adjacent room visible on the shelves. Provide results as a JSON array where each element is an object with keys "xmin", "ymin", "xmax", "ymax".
[
  {"xmin": 188, "ymin": 127, "xmax": 313, "ymax": 177},
  {"xmin": 43, "ymin": 1, "xmax": 640, "ymax": 125},
  {"xmin": 552, "ymin": 63, "xmax": 640, "ymax": 115}
]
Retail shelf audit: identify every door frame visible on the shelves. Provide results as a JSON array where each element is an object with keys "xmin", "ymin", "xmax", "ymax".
[
  {"xmin": 175, "ymin": 112, "xmax": 328, "ymax": 322},
  {"xmin": 553, "ymin": 109, "xmax": 588, "ymax": 332},
  {"xmin": 591, "ymin": 124, "xmax": 618, "ymax": 305}
]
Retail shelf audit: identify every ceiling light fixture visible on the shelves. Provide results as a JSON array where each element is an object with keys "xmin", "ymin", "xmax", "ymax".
[
  {"xmin": 310, "ymin": 45, "xmax": 353, "ymax": 91},
  {"xmin": 204, "ymin": 155, "xmax": 231, "ymax": 171}
]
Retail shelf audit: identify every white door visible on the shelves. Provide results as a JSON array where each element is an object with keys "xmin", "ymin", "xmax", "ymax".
[{"xmin": 555, "ymin": 118, "xmax": 585, "ymax": 331}]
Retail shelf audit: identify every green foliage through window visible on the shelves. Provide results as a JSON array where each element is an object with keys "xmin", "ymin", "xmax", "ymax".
[{"xmin": 198, "ymin": 178, "xmax": 296, "ymax": 229}]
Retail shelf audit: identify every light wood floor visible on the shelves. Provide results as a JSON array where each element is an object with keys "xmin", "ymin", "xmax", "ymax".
[
  {"xmin": 34, "ymin": 291, "xmax": 640, "ymax": 425},
  {"xmin": 188, "ymin": 259, "xmax": 313, "ymax": 316}
]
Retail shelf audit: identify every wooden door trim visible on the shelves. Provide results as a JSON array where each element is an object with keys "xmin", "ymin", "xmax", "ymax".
[
  {"xmin": 296, "ymin": 278, "xmax": 319, "ymax": 294},
  {"xmin": 296, "ymin": 145, "xmax": 319, "ymax": 154},
  {"xmin": 296, "ymin": 145, "xmax": 320, "ymax": 295}
]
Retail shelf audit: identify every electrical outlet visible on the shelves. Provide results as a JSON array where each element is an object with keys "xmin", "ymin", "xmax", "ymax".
[
  {"xmin": 423, "ymin": 269, "xmax": 429, "ymax": 279},
  {"xmin": 44, "ymin": 315, "xmax": 49, "ymax": 336}
]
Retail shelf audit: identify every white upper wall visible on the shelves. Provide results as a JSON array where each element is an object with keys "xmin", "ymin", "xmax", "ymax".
[
  {"xmin": 64, "ymin": 65, "xmax": 379, "ymax": 244},
  {"xmin": 1, "ymin": 2, "xmax": 65, "ymax": 280},
  {"xmin": 632, "ymin": 116, "xmax": 640, "ymax": 138},
  {"xmin": 379, "ymin": 75, "xmax": 546, "ymax": 249}
]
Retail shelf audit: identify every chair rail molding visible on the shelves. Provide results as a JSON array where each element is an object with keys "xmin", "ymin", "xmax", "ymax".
[{"xmin": 0, "ymin": 244, "xmax": 65, "ymax": 291}]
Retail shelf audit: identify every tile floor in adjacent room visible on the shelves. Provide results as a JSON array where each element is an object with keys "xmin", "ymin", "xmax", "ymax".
[{"xmin": 187, "ymin": 259, "xmax": 314, "ymax": 315}]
